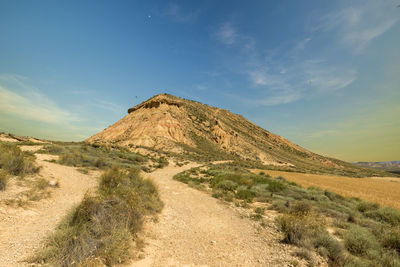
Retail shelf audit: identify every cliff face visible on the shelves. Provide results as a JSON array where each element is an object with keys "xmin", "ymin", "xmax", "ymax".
[{"xmin": 87, "ymin": 93, "xmax": 378, "ymax": 175}]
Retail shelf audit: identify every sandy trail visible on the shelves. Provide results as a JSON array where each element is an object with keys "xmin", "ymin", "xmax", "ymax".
[
  {"xmin": 127, "ymin": 164, "xmax": 299, "ymax": 267},
  {"xmin": 0, "ymin": 151, "xmax": 98, "ymax": 266}
]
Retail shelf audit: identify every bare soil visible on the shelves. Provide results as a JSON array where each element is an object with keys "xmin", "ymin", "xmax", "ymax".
[{"xmin": 0, "ymin": 148, "xmax": 98, "ymax": 266}]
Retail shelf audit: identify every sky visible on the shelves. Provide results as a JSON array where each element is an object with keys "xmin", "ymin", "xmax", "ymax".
[{"xmin": 0, "ymin": 0, "xmax": 399, "ymax": 162}]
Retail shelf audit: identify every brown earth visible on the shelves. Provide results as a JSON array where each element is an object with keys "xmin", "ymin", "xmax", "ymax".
[{"xmin": 0, "ymin": 146, "xmax": 99, "ymax": 266}]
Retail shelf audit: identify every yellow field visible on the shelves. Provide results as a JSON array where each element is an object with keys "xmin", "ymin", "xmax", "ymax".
[{"xmin": 254, "ymin": 170, "xmax": 400, "ymax": 210}]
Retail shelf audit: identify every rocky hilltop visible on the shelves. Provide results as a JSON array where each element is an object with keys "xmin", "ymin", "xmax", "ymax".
[{"xmin": 87, "ymin": 93, "xmax": 384, "ymax": 176}]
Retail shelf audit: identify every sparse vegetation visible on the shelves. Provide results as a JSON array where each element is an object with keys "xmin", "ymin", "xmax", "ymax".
[
  {"xmin": 0, "ymin": 142, "xmax": 39, "ymax": 176},
  {"xmin": 0, "ymin": 142, "xmax": 40, "ymax": 192},
  {"xmin": 33, "ymin": 167, "xmax": 163, "ymax": 266},
  {"xmin": 174, "ymin": 163, "xmax": 400, "ymax": 266},
  {"xmin": 39, "ymin": 142, "xmax": 151, "ymax": 171},
  {"xmin": 263, "ymin": 169, "xmax": 400, "ymax": 210}
]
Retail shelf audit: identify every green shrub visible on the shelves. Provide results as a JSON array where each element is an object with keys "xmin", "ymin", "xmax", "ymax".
[
  {"xmin": 254, "ymin": 207, "xmax": 265, "ymax": 215},
  {"xmin": 236, "ymin": 186, "xmax": 255, "ymax": 201},
  {"xmin": 344, "ymin": 226, "xmax": 379, "ymax": 256},
  {"xmin": 41, "ymin": 144, "xmax": 65, "ymax": 154},
  {"xmin": 290, "ymin": 201, "xmax": 313, "ymax": 216},
  {"xmin": 357, "ymin": 201, "xmax": 379, "ymax": 213},
  {"xmin": 365, "ymin": 207, "xmax": 400, "ymax": 226},
  {"xmin": 313, "ymin": 231, "xmax": 346, "ymax": 266},
  {"xmin": 293, "ymin": 248, "xmax": 314, "ymax": 266},
  {"xmin": 379, "ymin": 250, "xmax": 400, "ymax": 267},
  {"xmin": 33, "ymin": 167, "xmax": 162, "ymax": 266},
  {"xmin": 0, "ymin": 170, "xmax": 7, "ymax": 190},
  {"xmin": 276, "ymin": 214, "xmax": 323, "ymax": 247},
  {"xmin": 215, "ymin": 180, "xmax": 238, "ymax": 191},
  {"xmin": 267, "ymin": 179, "xmax": 286, "ymax": 192},
  {"xmin": 381, "ymin": 227, "xmax": 400, "ymax": 252},
  {"xmin": 0, "ymin": 143, "xmax": 39, "ymax": 176}
]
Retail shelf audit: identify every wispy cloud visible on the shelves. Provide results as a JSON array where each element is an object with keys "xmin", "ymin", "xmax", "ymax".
[
  {"xmin": 294, "ymin": 37, "xmax": 311, "ymax": 50},
  {"xmin": 317, "ymin": 1, "xmax": 399, "ymax": 53},
  {"xmin": 91, "ymin": 99, "xmax": 124, "ymax": 113},
  {"xmin": 163, "ymin": 3, "xmax": 201, "ymax": 23},
  {"xmin": 215, "ymin": 23, "xmax": 238, "ymax": 45},
  {"xmin": 302, "ymin": 60, "xmax": 357, "ymax": 92},
  {"xmin": 0, "ymin": 74, "xmax": 81, "ymax": 124}
]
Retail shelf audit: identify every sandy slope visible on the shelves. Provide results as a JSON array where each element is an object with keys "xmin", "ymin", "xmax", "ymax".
[
  {"xmin": 126, "ymin": 164, "xmax": 306, "ymax": 267},
  {"xmin": 0, "ymin": 150, "xmax": 98, "ymax": 266}
]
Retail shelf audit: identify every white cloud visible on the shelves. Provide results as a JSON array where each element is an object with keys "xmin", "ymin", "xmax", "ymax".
[
  {"xmin": 303, "ymin": 60, "xmax": 357, "ymax": 91},
  {"xmin": 91, "ymin": 99, "xmax": 124, "ymax": 113},
  {"xmin": 254, "ymin": 91, "xmax": 301, "ymax": 106},
  {"xmin": 215, "ymin": 23, "xmax": 238, "ymax": 45},
  {"xmin": 0, "ymin": 75, "xmax": 82, "ymax": 124},
  {"xmin": 164, "ymin": 3, "xmax": 201, "ymax": 23},
  {"xmin": 317, "ymin": 1, "xmax": 399, "ymax": 53},
  {"xmin": 294, "ymin": 37, "xmax": 311, "ymax": 50}
]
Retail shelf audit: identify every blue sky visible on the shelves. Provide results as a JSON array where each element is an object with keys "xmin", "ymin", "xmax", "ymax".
[{"xmin": 0, "ymin": 0, "xmax": 399, "ymax": 161}]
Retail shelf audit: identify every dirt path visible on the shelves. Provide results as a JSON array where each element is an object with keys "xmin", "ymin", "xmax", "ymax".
[
  {"xmin": 0, "ymin": 152, "xmax": 98, "ymax": 266},
  {"xmin": 127, "ymin": 164, "xmax": 301, "ymax": 267}
]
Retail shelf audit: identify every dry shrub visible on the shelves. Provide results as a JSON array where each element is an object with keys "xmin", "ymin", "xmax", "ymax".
[
  {"xmin": 344, "ymin": 225, "xmax": 379, "ymax": 256},
  {"xmin": 33, "ymin": 167, "xmax": 162, "ymax": 266},
  {"xmin": 0, "ymin": 143, "xmax": 39, "ymax": 176}
]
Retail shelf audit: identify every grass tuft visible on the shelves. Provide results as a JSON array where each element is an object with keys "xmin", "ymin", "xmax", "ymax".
[
  {"xmin": 0, "ymin": 143, "xmax": 39, "ymax": 176},
  {"xmin": 32, "ymin": 167, "xmax": 162, "ymax": 266}
]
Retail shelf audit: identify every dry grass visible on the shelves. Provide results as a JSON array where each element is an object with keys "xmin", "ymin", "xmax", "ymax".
[
  {"xmin": 256, "ymin": 170, "xmax": 400, "ymax": 210},
  {"xmin": 32, "ymin": 167, "xmax": 162, "ymax": 266}
]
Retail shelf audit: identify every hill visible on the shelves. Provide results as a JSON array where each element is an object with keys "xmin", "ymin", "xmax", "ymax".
[
  {"xmin": 355, "ymin": 161, "xmax": 400, "ymax": 175},
  {"xmin": 88, "ymin": 93, "xmax": 386, "ymax": 177}
]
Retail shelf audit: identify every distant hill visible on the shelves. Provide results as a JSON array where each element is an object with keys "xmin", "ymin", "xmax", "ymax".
[
  {"xmin": 355, "ymin": 161, "xmax": 400, "ymax": 175},
  {"xmin": 87, "ymin": 93, "xmax": 389, "ymax": 177}
]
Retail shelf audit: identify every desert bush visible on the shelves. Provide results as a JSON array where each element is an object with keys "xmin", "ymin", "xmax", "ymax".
[
  {"xmin": 290, "ymin": 201, "xmax": 313, "ymax": 216},
  {"xmin": 0, "ymin": 169, "xmax": 8, "ymax": 190},
  {"xmin": 254, "ymin": 207, "xmax": 265, "ymax": 215},
  {"xmin": 41, "ymin": 144, "xmax": 65, "ymax": 154},
  {"xmin": 356, "ymin": 201, "xmax": 379, "ymax": 213},
  {"xmin": 313, "ymin": 231, "xmax": 346, "ymax": 266},
  {"xmin": 379, "ymin": 250, "xmax": 400, "ymax": 267},
  {"xmin": 215, "ymin": 179, "xmax": 238, "ymax": 191},
  {"xmin": 236, "ymin": 186, "xmax": 255, "ymax": 201},
  {"xmin": 276, "ymin": 214, "xmax": 323, "ymax": 247},
  {"xmin": 381, "ymin": 227, "xmax": 400, "ymax": 252},
  {"xmin": 344, "ymin": 226, "xmax": 379, "ymax": 256},
  {"xmin": 293, "ymin": 248, "xmax": 315, "ymax": 266},
  {"xmin": 33, "ymin": 167, "xmax": 162, "ymax": 266},
  {"xmin": 364, "ymin": 207, "xmax": 400, "ymax": 226},
  {"xmin": 0, "ymin": 143, "xmax": 39, "ymax": 176},
  {"xmin": 266, "ymin": 179, "xmax": 286, "ymax": 192}
]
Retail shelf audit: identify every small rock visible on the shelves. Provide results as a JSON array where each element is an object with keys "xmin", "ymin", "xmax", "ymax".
[
  {"xmin": 49, "ymin": 180, "xmax": 59, "ymax": 187},
  {"xmin": 210, "ymin": 240, "xmax": 216, "ymax": 245}
]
